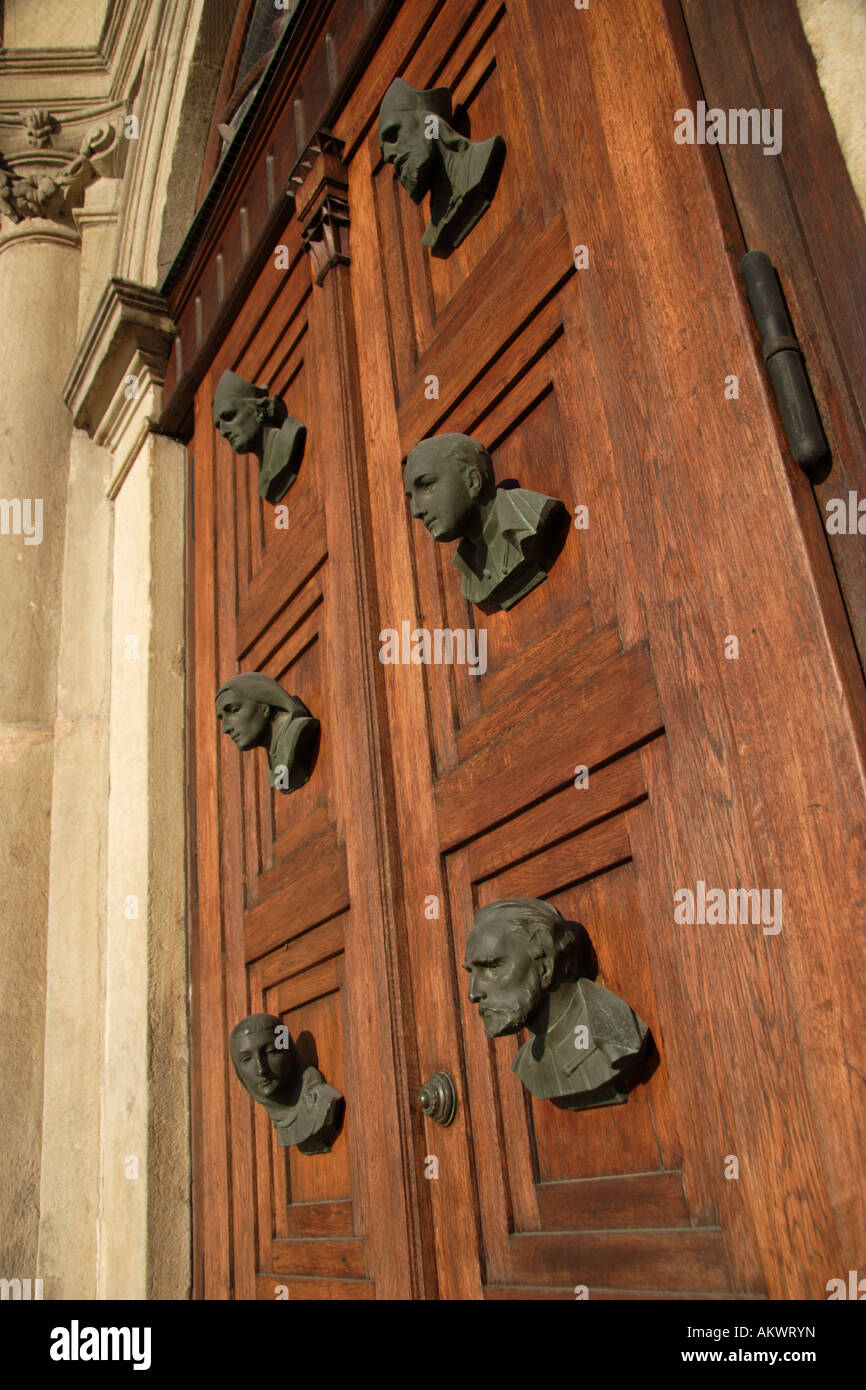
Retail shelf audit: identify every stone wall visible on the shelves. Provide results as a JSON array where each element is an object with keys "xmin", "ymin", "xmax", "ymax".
[
  {"xmin": 799, "ymin": 0, "xmax": 866, "ymax": 214},
  {"xmin": 0, "ymin": 0, "xmax": 229, "ymax": 1299}
]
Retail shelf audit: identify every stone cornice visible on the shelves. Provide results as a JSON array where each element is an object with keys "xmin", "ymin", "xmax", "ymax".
[
  {"xmin": 0, "ymin": 48, "xmax": 111, "ymax": 78},
  {"xmin": 0, "ymin": 101, "xmax": 126, "ymax": 128},
  {"xmin": 63, "ymin": 277, "xmax": 175, "ymax": 436},
  {"xmin": 0, "ymin": 0, "xmax": 150, "ymax": 101}
]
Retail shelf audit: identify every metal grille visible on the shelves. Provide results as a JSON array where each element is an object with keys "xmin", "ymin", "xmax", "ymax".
[{"xmin": 221, "ymin": 0, "xmax": 301, "ymax": 134}]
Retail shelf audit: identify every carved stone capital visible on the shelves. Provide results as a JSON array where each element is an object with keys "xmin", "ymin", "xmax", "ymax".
[
  {"xmin": 21, "ymin": 110, "xmax": 60, "ymax": 150},
  {"xmin": 295, "ymin": 132, "xmax": 350, "ymax": 285},
  {"xmin": 0, "ymin": 118, "xmax": 120, "ymax": 234}
]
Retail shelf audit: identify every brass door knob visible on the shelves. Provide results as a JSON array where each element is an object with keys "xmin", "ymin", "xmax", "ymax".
[{"xmin": 418, "ymin": 1070, "xmax": 457, "ymax": 1127}]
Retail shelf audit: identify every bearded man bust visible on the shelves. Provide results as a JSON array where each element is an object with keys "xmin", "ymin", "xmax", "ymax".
[
  {"xmin": 464, "ymin": 898, "xmax": 653, "ymax": 1110},
  {"xmin": 378, "ymin": 77, "xmax": 506, "ymax": 257}
]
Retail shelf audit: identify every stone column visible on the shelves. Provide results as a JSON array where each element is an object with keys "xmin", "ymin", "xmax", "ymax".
[
  {"xmin": 0, "ymin": 111, "xmax": 126, "ymax": 1295},
  {"xmin": 0, "ymin": 199, "xmax": 84, "ymax": 1284}
]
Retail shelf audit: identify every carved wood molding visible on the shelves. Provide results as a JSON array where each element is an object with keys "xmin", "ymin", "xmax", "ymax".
[{"xmin": 295, "ymin": 131, "xmax": 350, "ymax": 285}]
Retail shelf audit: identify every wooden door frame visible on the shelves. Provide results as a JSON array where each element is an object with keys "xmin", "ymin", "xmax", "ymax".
[{"xmin": 679, "ymin": 0, "xmax": 866, "ymax": 673}]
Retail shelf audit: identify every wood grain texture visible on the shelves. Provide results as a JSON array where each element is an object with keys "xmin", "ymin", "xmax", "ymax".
[
  {"xmin": 284, "ymin": 1200, "xmax": 354, "ymax": 1238},
  {"xmin": 184, "ymin": 0, "xmax": 866, "ymax": 1301},
  {"xmin": 486, "ymin": 1286, "xmax": 765, "ymax": 1301},
  {"xmin": 536, "ymin": 1173, "xmax": 690, "ymax": 1231},
  {"xmin": 436, "ymin": 642, "xmax": 662, "ymax": 849},
  {"xmin": 509, "ymin": 1229, "xmax": 730, "ymax": 1292},
  {"xmin": 681, "ymin": 0, "xmax": 866, "ymax": 673},
  {"xmin": 270, "ymin": 1238, "xmax": 366, "ymax": 1279},
  {"xmin": 255, "ymin": 1274, "xmax": 375, "ymax": 1301}
]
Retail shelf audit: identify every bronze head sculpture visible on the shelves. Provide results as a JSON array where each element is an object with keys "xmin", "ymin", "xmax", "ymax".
[
  {"xmin": 464, "ymin": 898, "xmax": 652, "ymax": 1109},
  {"xmin": 404, "ymin": 433, "xmax": 568, "ymax": 611},
  {"xmin": 230, "ymin": 1013, "xmax": 343, "ymax": 1155},
  {"xmin": 378, "ymin": 77, "xmax": 506, "ymax": 257},
  {"xmin": 213, "ymin": 369, "xmax": 306, "ymax": 505},
  {"xmin": 215, "ymin": 672, "xmax": 319, "ymax": 793}
]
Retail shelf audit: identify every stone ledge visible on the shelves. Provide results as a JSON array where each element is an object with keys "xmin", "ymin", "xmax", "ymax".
[{"xmin": 63, "ymin": 276, "xmax": 176, "ymax": 435}]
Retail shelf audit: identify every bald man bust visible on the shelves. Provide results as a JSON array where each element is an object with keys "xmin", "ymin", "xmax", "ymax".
[{"xmin": 404, "ymin": 433, "xmax": 569, "ymax": 611}]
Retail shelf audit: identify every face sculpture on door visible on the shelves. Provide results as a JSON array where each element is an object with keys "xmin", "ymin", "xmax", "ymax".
[
  {"xmin": 377, "ymin": 77, "xmax": 506, "ymax": 257},
  {"xmin": 213, "ymin": 369, "xmax": 306, "ymax": 505},
  {"xmin": 404, "ymin": 433, "xmax": 569, "ymax": 611},
  {"xmin": 463, "ymin": 899, "xmax": 653, "ymax": 1110},
  {"xmin": 215, "ymin": 673, "xmax": 319, "ymax": 793},
  {"xmin": 230, "ymin": 1014, "xmax": 344, "ymax": 1156}
]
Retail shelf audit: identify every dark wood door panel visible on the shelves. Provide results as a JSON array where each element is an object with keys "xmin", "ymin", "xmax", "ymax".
[
  {"xmin": 447, "ymin": 827, "xmax": 745, "ymax": 1296},
  {"xmin": 365, "ymin": 0, "xmax": 541, "ymax": 389},
  {"xmin": 284, "ymin": 1199, "xmax": 354, "ymax": 1238},
  {"xmin": 270, "ymin": 1237, "xmax": 366, "ymax": 1279},
  {"xmin": 419, "ymin": 1, "xmax": 541, "ymax": 328},
  {"xmin": 182, "ymin": 0, "xmax": 866, "ymax": 1301},
  {"xmin": 436, "ymin": 643, "xmax": 662, "ymax": 848},
  {"xmin": 469, "ymin": 603, "xmax": 601, "ymax": 725},
  {"xmin": 535, "ymin": 1172, "xmax": 691, "ymax": 1231},
  {"xmin": 244, "ymin": 906, "xmax": 355, "ymax": 1273},
  {"xmin": 263, "ymin": 983, "xmax": 350, "ymax": 1215},
  {"xmin": 485, "ymin": 1285, "xmax": 761, "ymax": 1301},
  {"xmin": 451, "ymin": 832, "xmax": 672, "ymax": 1190},
  {"xmin": 243, "ymin": 826, "xmax": 349, "ymax": 962},
  {"xmin": 221, "ymin": 227, "xmax": 312, "ymax": 600},
  {"xmin": 396, "ymin": 214, "xmax": 574, "ymax": 452},
  {"xmin": 254, "ymin": 1274, "xmax": 375, "ymax": 1301},
  {"xmin": 190, "ymin": 192, "xmax": 418, "ymax": 1294},
  {"xmin": 241, "ymin": 566, "xmax": 324, "ymax": 674},
  {"xmin": 410, "ymin": 345, "xmax": 594, "ymax": 753},
  {"xmin": 236, "ymin": 497, "xmax": 326, "ymax": 653},
  {"xmin": 464, "ymin": 748, "xmax": 649, "ymax": 884},
  {"xmin": 246, "ymin": 917, "xmax": 357, "ymax": 1281},
  {"xmin": 508, "ymin": 1229, "xmax": 731, "ymax": 1293},
  {"xmin": 249, "ymin": 913, "xmax": 346, "ymax": 992}
]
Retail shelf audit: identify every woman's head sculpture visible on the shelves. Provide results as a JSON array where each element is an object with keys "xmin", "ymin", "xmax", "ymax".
[
  {"xmin": 215, "ymin": 672, "xmax": 319, "ymax": 793},
  {"xmin": 230, "ymin": 1013, "xmax": 344, "ymax": 1156}
]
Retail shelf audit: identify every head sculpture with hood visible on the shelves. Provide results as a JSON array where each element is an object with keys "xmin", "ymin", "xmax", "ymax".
[{"xmin": 215, "ymin": 672, "xmax": 319, "ymax": 793}]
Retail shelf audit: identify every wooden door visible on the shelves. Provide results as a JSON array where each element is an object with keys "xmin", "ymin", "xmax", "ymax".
[
  {"xmin": 183, "ymin": 0, "xmax": 866, "ymax": 1300},
  {"xmin": 189, "ymin": 200, "xmax": 421, "ymax": 1300}
]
